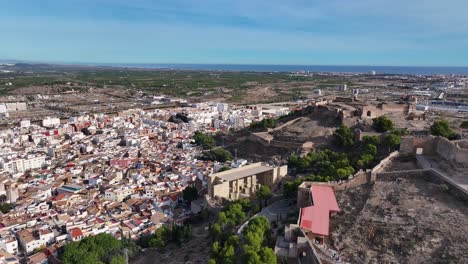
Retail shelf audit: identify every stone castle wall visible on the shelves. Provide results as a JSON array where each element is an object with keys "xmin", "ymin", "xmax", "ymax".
[{"xmin": 401, "ymin": 135, "xmax": 468, "ymax": 167}]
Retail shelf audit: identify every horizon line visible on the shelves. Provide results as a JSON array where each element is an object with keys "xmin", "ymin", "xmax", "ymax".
[{"xmin": 1, "ymin": 58, "xmax": 468, "ymax": 69}]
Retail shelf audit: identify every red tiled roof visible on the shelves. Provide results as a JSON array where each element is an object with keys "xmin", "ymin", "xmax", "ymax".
[
  {"xmin": 70, "ymin": 228, "xmax": 83, "ymax": 238},
  {"xmin": 52, "ymin": 193, "xmax": 69, "ymax": 201},
  {"xmin": 133, "ymin": 218, "xmax": 142, "ymax": 225},
  {"xmin": 300, "ymin": 206, "xmax": 330, "ymax": 236},
  {"xmin": 310, "ymin": 185, "xmax": 340, "ymax": 212},
  {"xmin": 299, "ymin": 185, "xmax": 340, "ymax": 237}
]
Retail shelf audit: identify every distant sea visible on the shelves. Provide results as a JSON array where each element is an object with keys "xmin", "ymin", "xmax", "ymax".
[{"xmin": 102, "ymin": 63, "xmax": 468, "ymax": 76}]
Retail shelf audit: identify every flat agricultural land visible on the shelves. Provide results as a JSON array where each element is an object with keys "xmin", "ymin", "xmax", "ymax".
[{"xmin": 330, "ymin": 175, "xmax": 468, "ymax": 264}]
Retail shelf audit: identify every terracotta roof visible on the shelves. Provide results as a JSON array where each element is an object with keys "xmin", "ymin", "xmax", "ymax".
[
  {"xmin": 310, "ymin": 185, "xmax": 340, "ymax": 212},
  {"xmin": 299, "ymin": 185, "xmax": 340, "ymax": 237},
  {"xmin": 70, "ymin": 228, "xmax": 83, "ymax": 238}
]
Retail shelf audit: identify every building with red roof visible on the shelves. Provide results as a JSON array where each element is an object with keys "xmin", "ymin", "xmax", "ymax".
[
  {"xmin": 299, "ymin": 184, "xmax": 340, "ymax": 244},
  {"xmin": 68, "ymin": 228, "xmax": 84, "ymax": 242}
]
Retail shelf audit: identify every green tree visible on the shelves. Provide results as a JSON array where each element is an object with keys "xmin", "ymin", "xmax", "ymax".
[
  {"xmin": 226, "ymin": 235, "xmax": 240, "ymax": 247},
  {"xmin": 148, "ymin": 237, "xmax": 166, "ymax": 249},
  {"xmin": 208, "ymin": 148, "xmax": 232, "ymax": 162},
  {"xmin": 333, "ymin": 125, "xmax": 355, "ymax": 148},
  {"xmin": 182, "ymin": 186, "xmax": 198, "ymax": 203},
  {"xmin": 109, "ymin": 256, "xmax": 126, "ymax": 264},
  {"xmin": 256, "ymin": 185, "xmax": 272, "ymax": 208},
  {"xmin": 363, "ymin": 143, "xmax": 377, "ymax": 156},
  {"xmin": 383, "ymin": 134, "xmax": 401, "ymax": 152},
  {"xmin": 250, "ymin": 118, "xmax": 276, "ymax": 131},
  {"xmin": 61, "ymin": 234, "xmax": 124, "ymax": 264},
  {"xmin": 0, "ymin": 203, "xmax": 12, "ymax": 214},
  {"xmin": 372, "ymin": 116, "xmax": 394, "ymax": 132},
  {"xmin": 356, "ymin": 153, "xmax": 374, "ymax": 168},
  {"xmin": 259, "ymin": 247, "xmax": 277, "ymax": 264},
  {"xmin": 210, "ymin": 223, "xmax": 222, "ymax": 239},
  {"xmin": 219, "ymin": 244, "xmax": 235, "ymax": 264},
  {"xmin": 242, "ymin": 249, "xmax": 262, "ymax": 264},
  {"xmin": 431, "ymin": 120, "xmax": 457, "ymax": 139},
  {"xmin": 193, "ymin": 131, "xmax": 216, "ymax": 149},
  {"xmin": 362, "ymin": 135, "xmax": 380, "ymax": 145},
  {"xmin": 217, "ymin": 212, "xmax": 228, "ymax": 226},
  {"xmin": 211, "ymin": 241, "xmax": 221, "ymax": 257},
  {"xmin": 283, "ymin": 178, "xmax": 303, "ymax": 198}
]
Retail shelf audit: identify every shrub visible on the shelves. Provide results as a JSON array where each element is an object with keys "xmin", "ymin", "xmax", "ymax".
[
  {"xmin": 431, "ymin": 120, "xmax": 457, "ymax": 139},
  {"xmin": 372, "ymin": 116, "xmax": 394, "ymax": 132}
]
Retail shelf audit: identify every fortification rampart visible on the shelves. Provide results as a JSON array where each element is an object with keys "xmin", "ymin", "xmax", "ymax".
[
  {"xmin": 248, "ymin": 132, "xmax": 314, "ymax": 149},
  {"xmin": 401, "ymin": 136, "xmax": 468, "ymax": 167}
]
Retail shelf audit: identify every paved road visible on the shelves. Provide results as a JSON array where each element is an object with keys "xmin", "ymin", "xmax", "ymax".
[
  {"xmin": 258, "ymin": 199, "xmax": 290, "ymax": 222},
  {"xmin": 237, "ymin": 199, "xmax": 290, "ymax": 235}
]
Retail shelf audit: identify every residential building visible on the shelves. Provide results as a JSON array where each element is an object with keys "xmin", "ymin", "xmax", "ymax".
[
  {"xmin": 16, "ymin": 229, "xmax": 54, "ymax": 254},
  {"xmin": 0, "ymin": 236, "xmax": 18, "ymax": 255}
]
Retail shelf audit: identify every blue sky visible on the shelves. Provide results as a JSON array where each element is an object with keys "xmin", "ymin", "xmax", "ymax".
[{"xmin": 0, "ymin": 0, "xmax": 467, "ymax": 66}]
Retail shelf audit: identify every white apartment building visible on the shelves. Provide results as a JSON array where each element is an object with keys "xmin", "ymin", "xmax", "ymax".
[
  {"xmin": 42, "ymin": 117, "xmax": 61, "ymax": 128},
  {"xmin": 0, "ymin": 156, "xmax": 46, "ymax": 174},
  {"xmin": 5, "ymin": 103, "xmax": 27, "ymax": 112},
  {"xmin": 19, "ymin": 120, "xmax": 30, "ymax": 128},
  {"xmin": 217, "ymin": 103, "xmax": 229, "ymax": 112},
  {"xmin": 0, "ymin": 236, "xmax": 18, "ymax": 255},
  {"xmin": 105, "ymin": 188, "xmax": 135, "ymax": 202},
  {"xmin": 16, "ymin": 229, "xmax": 54, "ymax": 254}
]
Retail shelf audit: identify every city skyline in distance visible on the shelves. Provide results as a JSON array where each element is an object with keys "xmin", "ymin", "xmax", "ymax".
[{"xmin": 1, "ymin": 0, "xmax": 468, "ymax": 67}]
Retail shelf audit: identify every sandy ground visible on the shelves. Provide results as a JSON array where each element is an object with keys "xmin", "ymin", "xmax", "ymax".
[{"xmin": 330, "ymin": 175, "xmax": 468, "ymax": 264}]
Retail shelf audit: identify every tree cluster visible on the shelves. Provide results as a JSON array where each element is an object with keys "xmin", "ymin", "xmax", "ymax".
[
  {"xmin": 333, "ymin": 125, "xmax": 355, "ymax": 149},
  {"xmin": 288, "ymin": 149, "xmax": 355, "ymax": 181},
  {"xmin": 0, "ymin": 203, "xmax": 12, "ymax": 214},
  {"xmin": 203, "ymin": 148, "xmax": 233, "ymax": 162},
  {"xmin": 193, "ymin": 131, "xmax": 233, "ymax": 162},
  {"xmin": 209, "ymin": 199, "xmax": 275, "ymax": 264},
  {"xmin": 256, "ymin": 185, "xmax": 272, "ymax": 209},
  {"xmin": 249, "ymin": 118, "xmax": 276, "ymax": 131},
  {"xmin": 61, "ymin": 234, "xmax": 129, "ymax": 264},
  {"xmin": 193, "ymin": 131, "xmax": 216, "ymax": 149},
  {"xmin": 431, "ymin": 120, "xmax": 458, "ymax": 139},
  {"xmin": 372, "ymin": 116, "xmax": 394, "ymax": 132},
  {"xmin": 209, "ymin": 215, "xmax": 276, "ymax": 264},
  {"xmin": 138, "ymin": 223, "xmax": 192, "ymax": 249},
  {"xmin": 286, "ymin": 123, "xmax": 405, "ymax": 198},
  {"xmin": 241, "ymin": 216, "xmax": 276, "ymax": 264}
]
